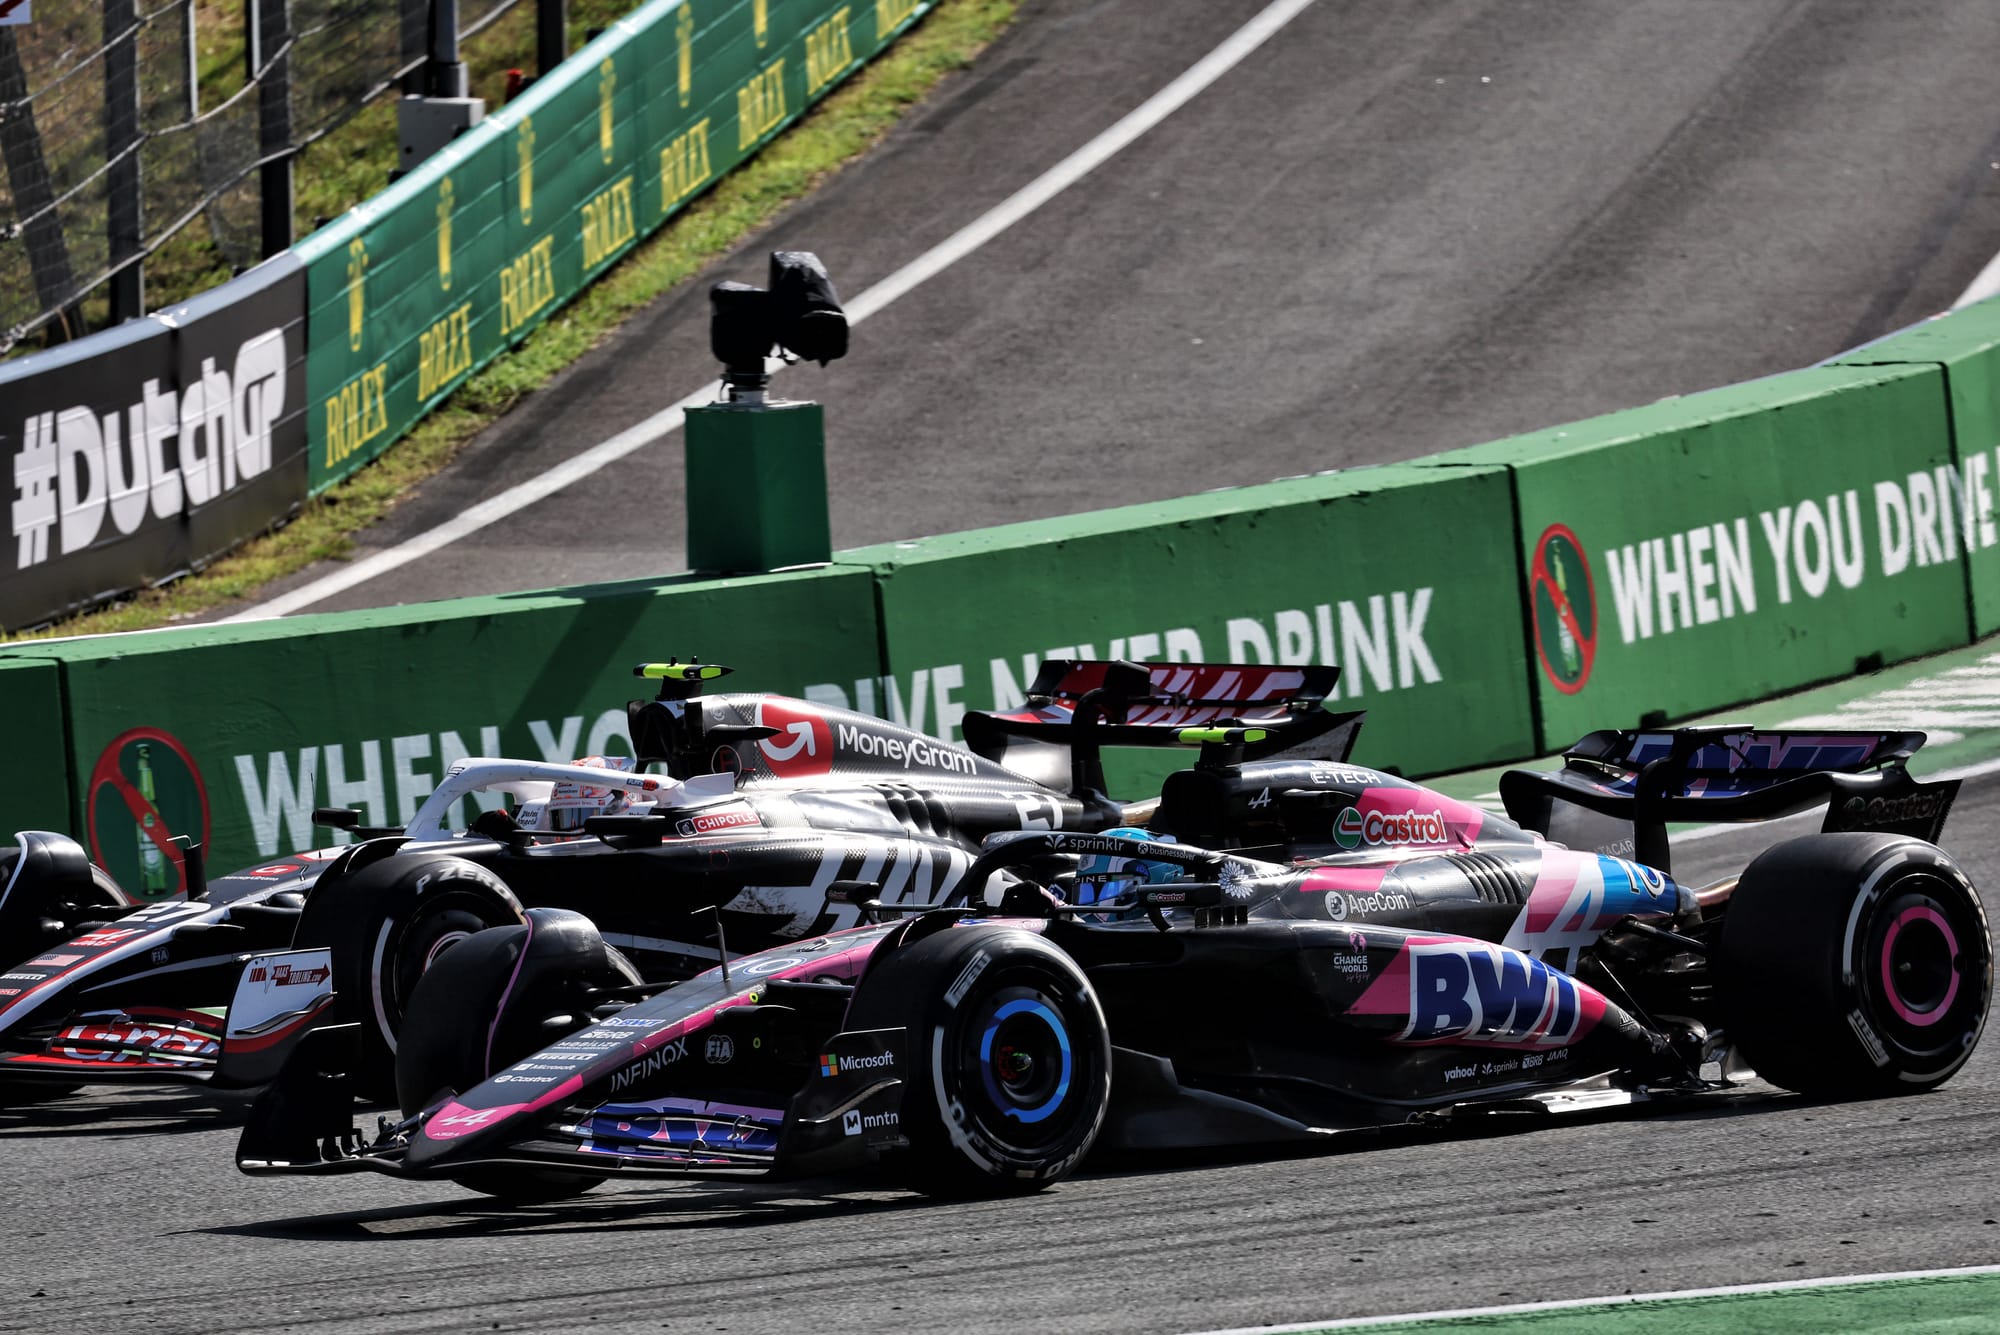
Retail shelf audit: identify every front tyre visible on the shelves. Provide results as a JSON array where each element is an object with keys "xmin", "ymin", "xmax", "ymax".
[
  {"xmin": 0, "ymin": 835, "xmax": 133, "ymax": 963},
  {"xmin": 846, "ymin": 926, "xmax": 1110, "ymax": 1197},
  {"xmin": 1716, "ymin": 833, "xmax": 1991, "ymax": 1097},
  {"xmin": 293, "ymin": 851, "xmax": 526, "ymax": 1103},
  {"xmin": 396, "ymin": 909, "xmax": 641, "ymax": 1204}
]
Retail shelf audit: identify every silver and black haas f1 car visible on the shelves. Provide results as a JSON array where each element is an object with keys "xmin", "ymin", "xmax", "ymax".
[
  {"xmin": 237, "ymin": 724, "xmax": 1990, "ymax": 1202},
  {"xmin": 1, "ymin": 659, "xmax": 1355, "ymax": 1102}
]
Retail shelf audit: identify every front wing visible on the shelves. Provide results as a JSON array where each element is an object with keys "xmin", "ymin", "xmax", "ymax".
[
  {"xmin": 0, "ymin": 948, "xmax": 337, "ymax": 1091},
  {"xmin": 237, "ymin": 1024, "xmax": 910, "ymax": 1183}
]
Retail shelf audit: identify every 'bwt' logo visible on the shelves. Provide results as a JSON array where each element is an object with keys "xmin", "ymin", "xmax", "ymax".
[
  {"xmin": 1400, "ymin": 943, "xmax": 1584, "ymax": 1047},
  {"xmin": 1530, "ymin": 524, "xmax": 1597, "ymax": 695}
]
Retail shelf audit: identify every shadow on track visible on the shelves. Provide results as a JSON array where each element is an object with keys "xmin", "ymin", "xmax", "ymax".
[
  {"xmin": 199, "ymin": 1172, "xmax": 955, "ymax": 1242},
  {"xmin": 0, "ymin": 1083, "xmax": 253, "ymax": 1137},
  {"xmin": 202, "ymin": 1084, "xmax": 1831, "ymax": 1242}
]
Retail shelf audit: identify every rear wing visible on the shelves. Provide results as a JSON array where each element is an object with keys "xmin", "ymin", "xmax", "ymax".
[
  {"xmin": 962, "ymin": 660, "xmax": 1360, "ymax": 796},
  {"xmin": 1499, "ymin": 726, "xmax": 1958, "ymax": 871}
]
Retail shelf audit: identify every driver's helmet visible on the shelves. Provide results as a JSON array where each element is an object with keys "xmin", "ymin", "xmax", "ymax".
[
  {"xmin": 516, "ymin": 756, "xmax": 650, "ymax": 836},
  {"xmin": 1073, "ymin": 826, "xmax": 1185, "ymax": 907}
]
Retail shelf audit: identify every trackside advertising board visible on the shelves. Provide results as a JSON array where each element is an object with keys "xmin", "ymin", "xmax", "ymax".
[
  {"xmin": 0, "ymin": 256, "xmax": 309, "ymax": 631},
  {"xmin": 0, "ymin": 566, "xmax": 877, "ymax": 881},
  {"xmin": 840, "ymin": 462, "xmax": 1533, "ymax": 788},
  {"xmin": 1838, "ymin": 299, "xmax": 2000, "ymax": 637},
  {"xmin": 0, "ymin": 658, "xmax": 71, "ymax": 834},
  {"xmin": 300, "ymin": 0, "xmax": 935, "ymax": 493},
  {"xmin": 1427, "ymin": 365, "xmax": 1967, "ymax": 752}
]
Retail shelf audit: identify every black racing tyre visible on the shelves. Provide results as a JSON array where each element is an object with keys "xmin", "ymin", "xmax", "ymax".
[
  {"xmin": 0, "ymin": 840, "xmax": 132, "ymax": 963},
  {"xmin": 845, "ymin": 926, "xmax": 1110, "ymax": 1197},
  {"xmin": 396, "ymin": 909, "xmax": 640, "ymax": 1204},
  {"xmin": 0, "ymin": 838, "xmax": 129, "ymax": 1106},
  {"xmin": 1715, "ymin": 832, "xmax": 1992, "ymax": 1097},
  {"xmin": 293, "ymin": 851, "xmax": 526, "ymax": 1104}
]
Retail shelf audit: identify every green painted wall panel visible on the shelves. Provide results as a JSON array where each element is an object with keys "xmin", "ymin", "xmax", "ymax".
[
  {"xmin": 0, "ymin": 659, "xmax": 73, "ymax": 836},
  {"xmin": 1, "ymin": 567, "xmax": 878, "ymax": 878},
  {"xmin": 303, "ymin": 133, "xmax": 508, "ymax": 491},
  {"xmin": 500, "ymin": 28, "xmax": 648, "ymax": 345},
  {"xmin": 298, "ymin": 0, "xmax": 936, "ymax": 496},
  {"xmin": 842, "ymin": 462, "xmax": 1534, "ymax": 789},
  {"xmin": 1839, "ymin": 299, "xmax": 2000, "ymax": 635},
  {"xmin": 1428, "ymin": 365, "xmax": 1967, "ymax": 751}
]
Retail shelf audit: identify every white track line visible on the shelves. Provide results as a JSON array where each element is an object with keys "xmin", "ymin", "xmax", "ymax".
[
  {"xmin": 1190, "ymin": 1263, "xmax": 2000, "ymax": 1334},
  {"xmin": 1954, "ymin": 248, "xmax": 2000, "ymax": 309},
  {"xmin": 226, "ymin": 0, "xmax": 1321, "ymax": 623}
]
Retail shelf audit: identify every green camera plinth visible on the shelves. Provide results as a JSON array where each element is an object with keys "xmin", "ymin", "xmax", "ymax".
[{"xmin": 685, "ymin": 399, "xmax": 832, "ymax": 573}]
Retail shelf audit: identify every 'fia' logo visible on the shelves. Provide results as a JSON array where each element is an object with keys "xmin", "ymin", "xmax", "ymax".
[
  {"xmin": 345, "ymin": 237, "xmax": 368, "ymax": 353},
  {"xmin": 437, "ymin": 176, "xmax": 454, "ymax": 291}
]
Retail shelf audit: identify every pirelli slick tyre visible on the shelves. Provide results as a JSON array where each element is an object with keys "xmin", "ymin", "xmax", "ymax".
[
  {"xmin": 845, "ymin": 925, "xmax": 1111, "ymax": 1197},
  {"xmin": 0, "ymin": 834, "xmax": 131, "ymax": 962},
  {"xmin": 0, "ymin": 836, "xmax": 130, "ymax": 1103},
  {"xmin": 293, "ymin": 850, "xmax": 526, "ymax": 1104},
  {"xmin": 1716, "ymin": 833, "xmax": 1991, "ymax": 1097},
  {"xmin": 396, "ymin": 909, "xmax": 641, "ymax": 1204}
]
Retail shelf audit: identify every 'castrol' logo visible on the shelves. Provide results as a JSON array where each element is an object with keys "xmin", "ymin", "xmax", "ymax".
[{"xmin": 1334, "ymin": 806, "xmax": 1451, "ymax": 850}]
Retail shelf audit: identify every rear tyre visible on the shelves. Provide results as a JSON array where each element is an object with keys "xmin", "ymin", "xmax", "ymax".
[
  {"xmin": 396, "ymin": 909, "xmax": 640, "ymax": 1204},
  {"xmin": 1716, "ymin": 832, "xmax": 1991, "ymax": 1097},
  {"xmin": 293, "ymin": 851, "xmax": 526, "ymax": 1103},
  {"xmin": 845, "ymin": 926, "xmax": 1110, "ymax": 1197}
]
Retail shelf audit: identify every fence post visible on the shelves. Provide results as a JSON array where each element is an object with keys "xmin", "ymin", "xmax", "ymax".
[
  {"xmin": 401, "ymin": 0, "xmax": 428, "ymax": 93},
  {"xmin": 249, "ymin": 0, "xmax": 294, "ymax": 258},
  {"xmin": 425, "ymin": 0, "xmax": 468, "ymax": 96},
  {"xmin": 185, "ymin": 0, "xmax": 200, "ymax": 117},
  {"xmin": 0, "ymin": 29, "xmax": 79, "ymax": 341},
  {"xmin": 538, "ymin": 0, "xmax": 568, "ymax": 76},
  {"xmin": 106, "ymin": 0, "xmax": 145, "ymax": 321}
]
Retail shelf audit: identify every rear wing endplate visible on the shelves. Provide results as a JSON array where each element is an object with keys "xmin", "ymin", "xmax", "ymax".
[
  {"xmin": 1499, "ymin": 726, "xmax": 1958, "ymax": 872},
  {"xmin": 961, "ymin": 660, "xmax": 1359, "ymax": 795}
]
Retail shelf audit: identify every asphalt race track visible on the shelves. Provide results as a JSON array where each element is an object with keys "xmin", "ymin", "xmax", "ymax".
[
  {"xmin": 4, "ymin": 778, "xmax": 1997, "ymax": 1334},
  {"xmin": 242, "ymin": 0, "xmax": 2000, "ymax": 614},
  {"xmin": 20, "ymin": 4, "xmax": 1991, "ymax": 1331}
]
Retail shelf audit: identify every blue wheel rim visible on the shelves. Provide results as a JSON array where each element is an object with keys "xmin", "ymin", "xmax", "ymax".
[{"xmin": 977, "ymin": 997, "xmax": 1073, "ymax": 1124}]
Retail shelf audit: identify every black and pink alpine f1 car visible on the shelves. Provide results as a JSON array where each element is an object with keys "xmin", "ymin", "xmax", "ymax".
[{"xmin": 236, "ymin": 709, "xmax": 1991, "ymax": 1202}]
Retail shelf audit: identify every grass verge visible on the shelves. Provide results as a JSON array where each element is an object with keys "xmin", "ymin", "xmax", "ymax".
[{"xmin": 8, "ymin": 0, "xmax": 1017, "ymax": 641}]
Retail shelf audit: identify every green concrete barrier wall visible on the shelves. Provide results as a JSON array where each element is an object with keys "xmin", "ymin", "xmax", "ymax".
[
  {"xmin": 0, "ymin": 566, "xmax": 877, "ymax": 885},
  {"xmin": 1837, "ymin": 301, "xmax": 2000, "ymax": 637},
  {"xmin": 0, "ymin": 659, "xmax": 73, "ymax": 836},
  {"xmin": 833, "ymin": 462, "xmax": 1535, "ymax": 791},
  {"xmin": 301, "ymin": 0, "xmax": 934, "ymax": 492},
  {"xmin": 1425, "ymin": 364, "xmax": 1967, "ymax": 753},
  {"xmin": 18, "ymin": 269, "xmax": 2000, "ymax": 859}
]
